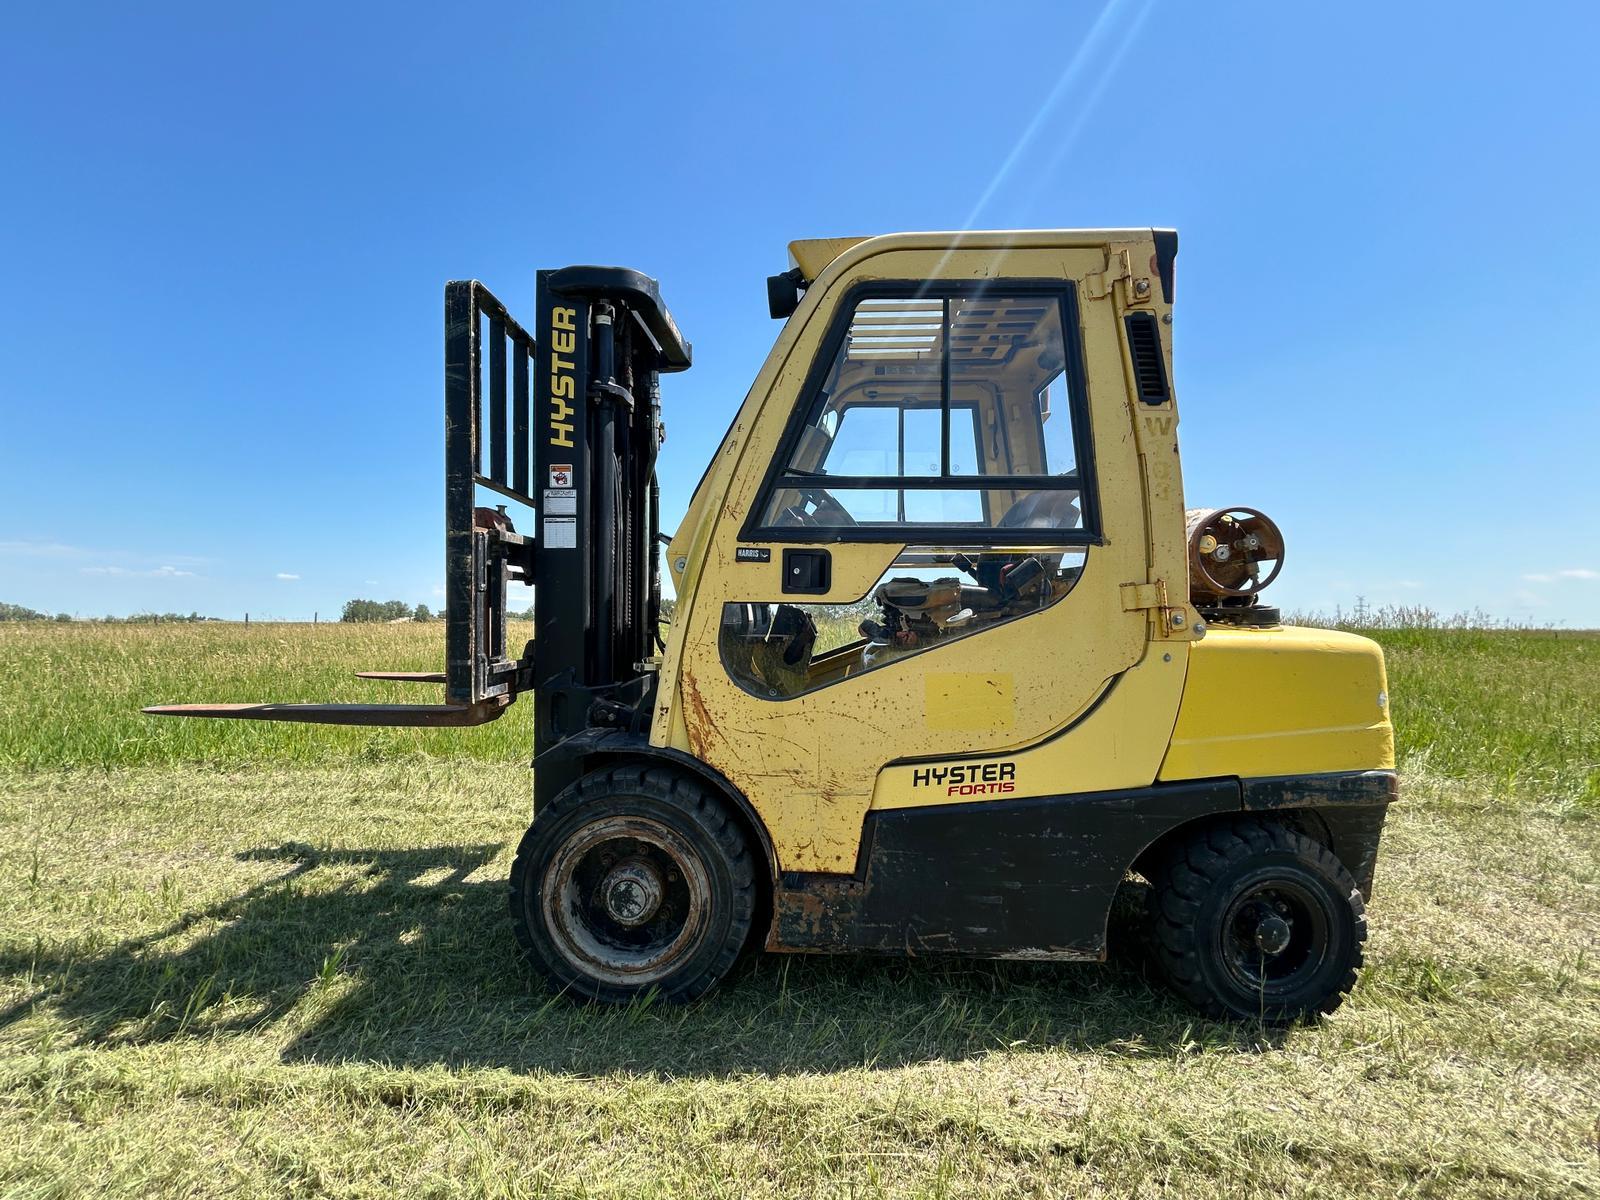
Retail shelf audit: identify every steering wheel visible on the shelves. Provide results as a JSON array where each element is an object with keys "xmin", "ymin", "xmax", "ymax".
[{"xmin": 780, "ymin": 486, "xmax": 857, "ymax": 528}]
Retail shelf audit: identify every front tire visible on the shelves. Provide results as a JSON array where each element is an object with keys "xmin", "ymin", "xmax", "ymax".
[
  {"xmin": 509, "ymin": 765, "xmax": 756, "ymax": 1003},
  {"xmin": 1149, "ymin": 819, "xmax": 1367, "ymax": 1023}
]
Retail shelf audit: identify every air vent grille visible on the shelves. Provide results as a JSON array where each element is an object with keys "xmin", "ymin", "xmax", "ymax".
[{"xmin": 1124, "ymin": 311, "xmax": 1171, "ymax": 405}]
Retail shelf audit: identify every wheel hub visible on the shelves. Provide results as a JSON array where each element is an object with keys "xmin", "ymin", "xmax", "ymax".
[
  {"xmin": 540, "ymin": 814, "xmax": 713, "ymax": 989},
  {"xmin": 1253, "ymin": 912, "xmax": 1292, "ymax": 956},
  {"xmin": 601, "ymin": 858, "xmax": 665, "ymax": 928},
  {"xmin": 1220, "ymin": 876, "xmax": 1334, "ymax": 997}
]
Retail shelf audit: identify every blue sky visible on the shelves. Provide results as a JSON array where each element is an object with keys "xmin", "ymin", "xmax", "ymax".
[{"xmin": 2, "ymin": 2, "xmax": 1597, "ymax": 626}]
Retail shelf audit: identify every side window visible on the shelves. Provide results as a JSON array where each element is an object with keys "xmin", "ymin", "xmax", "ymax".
[
  {"xmin": 720, "ymin": 543, "xmax": 1087, "ymax": 700},
  {"xmin": 1037, "ymin": 370, "xmax": 1076, "ymax": 476},
  {"xmin": 755, "ymin": 287, "xmax": 1091, "ymax": 540},
  {"xmin": 828, "ymin": 405, "xmax": 898, "ymax": 476}
]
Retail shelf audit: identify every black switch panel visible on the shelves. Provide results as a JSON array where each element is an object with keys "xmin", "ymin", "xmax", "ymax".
[{"xmin": 782, "ymin": 548, "xmax": 831, "ymax": 594}]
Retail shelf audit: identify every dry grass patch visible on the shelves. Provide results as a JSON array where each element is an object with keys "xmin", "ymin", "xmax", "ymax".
[
  {"xmin": 0, "ymin": 762, "xmax": 1595, "ymax": 1198},
  {"xmin": 0, "ymin": 624, "xmax": 1596, "ymax": 1196}
]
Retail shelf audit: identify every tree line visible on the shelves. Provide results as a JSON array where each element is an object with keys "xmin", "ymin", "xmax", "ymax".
[
  {"xmin": 0, "ymin": 602, "xmax": 218, "ymax": 623},
  {"xmin": 341, "ymin": 599, "xmax": 437, "ymax": 623},
  {"xmin": 2, "ymin": 598, "xmax": 438, "ymax": 624}
]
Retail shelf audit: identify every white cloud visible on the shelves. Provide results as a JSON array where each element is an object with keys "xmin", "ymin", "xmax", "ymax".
[
  {"xmin": 431, "ymin": 585, "xmax": 446, "ymax": 597},
  {"xmin": 365, "ymin": 579, "xmax": 379, "ymax": 586},
  {"xmin": 80, "ymin": 564, "xmax": 195, "ymax": 578},
  {"xmin": 276, "ymin": 572, "xmax": 301, "ymax": 581}
]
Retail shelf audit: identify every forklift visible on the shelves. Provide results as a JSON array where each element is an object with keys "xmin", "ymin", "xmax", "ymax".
[{"xmin": 148, "ymin": 230, "xmax": 1397, "ymax": 1022}]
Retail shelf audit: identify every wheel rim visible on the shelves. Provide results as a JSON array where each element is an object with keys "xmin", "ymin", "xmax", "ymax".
[
  {"xmin": 541, "ymin": 814, "xmax": 712, "ymax": 988},
  {"xmin": 1218, "ymin": 872, "xmax": 1333, "ymax": 998}
]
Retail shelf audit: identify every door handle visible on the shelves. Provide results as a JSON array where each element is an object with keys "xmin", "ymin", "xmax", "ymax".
[{"xmin": 782, "ymin": 549, "xmax": 831, "ymax": 594}]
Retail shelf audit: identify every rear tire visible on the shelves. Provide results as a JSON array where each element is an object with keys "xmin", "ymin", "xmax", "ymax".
[
  {"xmin": 1148, "ymin": 819, "xmax": 1366, "ymax": 1023},
  {"xmin": 509, "ymin": 765, "xmax": 756, "ymax": 1003}
]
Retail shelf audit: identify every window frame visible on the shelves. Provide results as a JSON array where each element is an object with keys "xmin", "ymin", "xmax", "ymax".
[
  {"xmin": 716, "ymin": 543, "xmax": 1092, "ymax": 701},
  {"xmin": 824, "ymin": 398, "xmax": 982, "ymax": 520},
  {"xmin": 741, "ymin": 279, "xmax": 1102, "ymax": 546}
]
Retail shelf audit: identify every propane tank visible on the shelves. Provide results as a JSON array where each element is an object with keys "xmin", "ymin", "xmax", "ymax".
[{"xmin": 1185, "ymin": 507, "xmax": 1285, "ymax": 618}]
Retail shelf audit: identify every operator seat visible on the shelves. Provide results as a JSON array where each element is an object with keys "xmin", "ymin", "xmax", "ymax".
[
  {"xmin": 997, "ymin": 488, "xmax": 1079, "ymax": 532},
  {"xmin": 863, "ymin": 486, "xmax": 1084, "ymax": 645},
  {"xmin": 966, "ymin": 488, "xmax": 1081, "ymax": 601}
]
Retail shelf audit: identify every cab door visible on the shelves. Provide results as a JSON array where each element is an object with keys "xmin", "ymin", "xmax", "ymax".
[{"xmin": 666, "ymin": 240, "xmax": 1162, "ymax": 875}]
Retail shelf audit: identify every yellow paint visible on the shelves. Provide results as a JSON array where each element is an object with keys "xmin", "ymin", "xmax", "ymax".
[
  {"xmin": 926, "ymin": 673, "xmax": 1015, "ymax": 732},
  {"xmin": 787, "ymin": 237, "xmax": 869, "ymax": 280},
  {"xmin": 656, "ymin": 231, "xmax": 1191, "ymax": 871},
  {"xmin": 1159, "ymin": 625, "xmax": 1395, "ymax": 780},
  {"xmin": 872, "ymin": 641, "xmax": 1190, "ymax": 809},
  {"xmin": 649, "ymin": 229, "xmax": 1387, "ymax": 877}
]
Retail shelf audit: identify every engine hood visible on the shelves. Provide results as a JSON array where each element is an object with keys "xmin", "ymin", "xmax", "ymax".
[{"xmin": 1159, "ymin": 624, "xmax": 1395, "ymax": 782}]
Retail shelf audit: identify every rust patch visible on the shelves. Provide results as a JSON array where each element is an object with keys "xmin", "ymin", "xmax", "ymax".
[
  {"xmin": 769, "ymin": 876, "xmax": 866, "ymax": 951},
  {"xmin": 679, "ymin": 670, "xmax": 719, "ymax": 761}
]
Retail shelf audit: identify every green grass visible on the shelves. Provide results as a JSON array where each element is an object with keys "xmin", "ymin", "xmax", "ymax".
[
  {"xmin": 0, "ymin": 623, "xmax": 1597, "ymax": 1197},
  {"xmin": 0, "ymin": 621, "xmax": 535, "ymax": 769},
  {"xmin": 1375, "ymin": 628, "xmax": 1600, "ymax": 811}
]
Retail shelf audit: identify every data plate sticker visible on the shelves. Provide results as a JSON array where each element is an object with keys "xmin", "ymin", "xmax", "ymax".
[
  {"xmin": 543, "ymin": 517, "xmax": 576, "ymax": 549},
  {"xmin": 543, "ymin": 487, "xmax": 577, "ymax": 515},
  {"xmin": 735, "ymin": 546, "xmax": 772, "ymax": 563}
]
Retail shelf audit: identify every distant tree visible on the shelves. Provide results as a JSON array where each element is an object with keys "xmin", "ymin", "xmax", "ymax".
[
  {"xmin": 342, "ymin": 599, "xmax": 414, "ymax": 623},
  {"xmin": 412, "ymin": 604, "xmax": 432, "ymax": 622},
  {"xmin": 111, "ymin": 611, "xmax": 214, "ymax": 624},
  {"xmin": 0, "ymin": 602, "xmax": 50, "ymax": 622},
  {"xmin": 54, "ymin": 612, "xmax": 72, "ymax": 622}
]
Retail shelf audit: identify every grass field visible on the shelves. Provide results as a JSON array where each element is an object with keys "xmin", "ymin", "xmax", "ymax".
[{"xmin": 0, "ymin": 621, "xmax": 1597, "ymax": 1197}]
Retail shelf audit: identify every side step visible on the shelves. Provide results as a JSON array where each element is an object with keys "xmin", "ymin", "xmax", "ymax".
[{"xmin": 142, "ymin": 698, "xmax": 509, "ymax": 727}]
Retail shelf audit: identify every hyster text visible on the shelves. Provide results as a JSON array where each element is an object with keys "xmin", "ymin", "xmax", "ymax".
[{"xmin": 912, "ymin": 761, "xmax": 1017, "ymax": 796}]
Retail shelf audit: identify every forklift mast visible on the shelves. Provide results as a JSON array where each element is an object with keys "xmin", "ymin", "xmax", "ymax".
[
  {"xmin": 146, "ymin": 268, "xmax": 689, "ymax": 746},
  {"xmin": 446, "ymin": 270, "xmax": 691, "ymax": 735}
]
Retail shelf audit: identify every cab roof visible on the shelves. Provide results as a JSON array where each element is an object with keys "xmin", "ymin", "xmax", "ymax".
[{"xmin": 787, "ymin": 229, "xmax": 1176, "ymax": 289}]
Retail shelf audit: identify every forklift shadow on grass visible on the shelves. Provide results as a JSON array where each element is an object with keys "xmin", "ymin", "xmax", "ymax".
[{"xmin": 0, "ymin": 840, "xmax": 1283, "ymax": 1078}]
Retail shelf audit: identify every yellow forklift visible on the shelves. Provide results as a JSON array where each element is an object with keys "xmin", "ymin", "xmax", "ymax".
[{"xmin": 149, "ymin": 230, "xmax": 1397, "ymax": 1022}]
